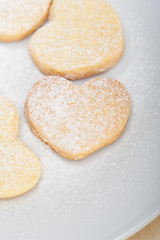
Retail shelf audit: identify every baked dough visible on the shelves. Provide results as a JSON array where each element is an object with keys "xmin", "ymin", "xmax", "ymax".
[
  {"xmin": 0, "ymin": 97, "xmax": 41, "ymax": 198},
  {"xmin": 0, "ymin": 0, "xmax": 52, "ymax": 42},
  {"xmin": 25, "ymin": 76, "xmax": 130, "ymax": 160},
  {"xmin": 30, "ymin": 0, "xmax": 124, "ymax": 80}
]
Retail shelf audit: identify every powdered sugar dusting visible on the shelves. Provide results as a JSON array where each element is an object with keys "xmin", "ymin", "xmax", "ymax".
[
  {"xmin": 26, "ymin": 76, "xmax": 130, "ymax": 159},
  {"xmin": 0, "ymin": 0, "xmax": 52, "ymax": 40},
  {"xmin": 30, "ymin": 0, "xmax": 124, "ymax": 79},
  {"xmin": 0, "ymin": 97, "xmax": 41, "ymax": 198}
]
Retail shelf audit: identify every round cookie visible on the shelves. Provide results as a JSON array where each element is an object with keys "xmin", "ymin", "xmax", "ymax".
[
  {"xmin": 30, "ymin": 0, "xmax": 124, "ymax": 80},
  {"xmin": 0, "ymin": 97, "xmax": 41, "ymax": 198},
  {"xmin": 0, "ymin": 0, "xmax": 52, "ymax": 42},
  {"xmin": 25, "ymin": 76, "xmax": 130, "ymax": 160}
]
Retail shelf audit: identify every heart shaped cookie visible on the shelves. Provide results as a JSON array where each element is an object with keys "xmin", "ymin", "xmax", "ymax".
[
  {"xmin": 0, "ymin": 0, "xmax": 52, "ymax": 42},
  {"xmin": 25, "ymin": 76, "xmax": 130, "ymax": 160},
  {"xmin": 30, "ymin": 0, "xmax": 124, "ymax": 80},
  {"xmin": 0, "ymin": 97, "xmax": 41, "ymax": 198}
]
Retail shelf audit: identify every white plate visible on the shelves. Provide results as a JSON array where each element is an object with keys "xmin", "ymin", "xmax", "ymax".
[{"xmin": 0, "ymin": 0, "xmax": 160, "ymax": 239}]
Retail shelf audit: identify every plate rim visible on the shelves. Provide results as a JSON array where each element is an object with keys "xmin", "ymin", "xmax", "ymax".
[{"xmin": 104, "ymin": 198, "xmax": 160, "ymax": 240}]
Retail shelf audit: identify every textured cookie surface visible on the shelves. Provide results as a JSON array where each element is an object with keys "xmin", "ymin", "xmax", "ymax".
[
  {"xmin": 30, "ymin": 0, "xmax": 124, "ymax": 80},
  {"xmin": 0, "ymin": 0, "xmax": 52, "ymax": 42},
  {"xmin": 0, "ymin": 97, "xmax": 41, "ymax": 198},
  {"xmin": 25, "ymin": 76, "xmax": 130, "ymax": 160}
]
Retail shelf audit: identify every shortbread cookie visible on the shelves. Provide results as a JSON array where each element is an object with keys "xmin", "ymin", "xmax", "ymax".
[
  {"xmin": 0, "ymin": 97, "xmax": 41, "ymax": 198},
  {"xmin": 0, "ymin": 0, "xmax": 52, "ymax": 42},
  {"xmin": 25, "ymin": 76, "xmax": 130, "ymax": 160},
  {"xmin": 30, "ymin": 0, "xmax": 124, "ymax": 80}
]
